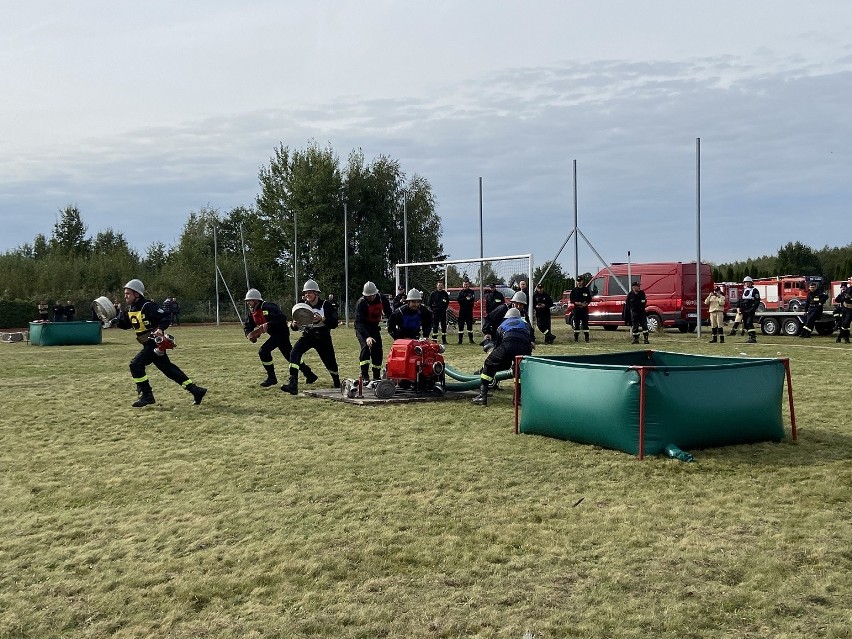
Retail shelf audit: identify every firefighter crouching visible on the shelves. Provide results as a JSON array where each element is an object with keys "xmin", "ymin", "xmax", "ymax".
[
  {"xmin": 799, "ymin": 282, "xmax": 828, "ymax": 338},
  {"xmin": 116, "ymin": 278, "xmax": 207, "ymax": 407},
  {"xmin": 387, "ymin": 289, "xmax": 433, "ymax": 340},
  {"xmin": 473, "ymin": 307, "xmax": 533, "ymax": 406},
  {"xmin": 281, "ymin": 279, "xmax": 341, "ymax": 395},
  {"xmin": 243, "ymin": 288, "xmax": 317, "ymax": 387}
]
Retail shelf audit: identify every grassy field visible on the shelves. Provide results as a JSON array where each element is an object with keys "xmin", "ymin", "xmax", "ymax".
[{"xmin": 1, "ymin": 321, "xmax": 850, "ymax": 638}]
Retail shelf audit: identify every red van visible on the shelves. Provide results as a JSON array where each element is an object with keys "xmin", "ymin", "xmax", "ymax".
[{"xmin": 564, "ymin": 262, "xmax": 713, "ymax": 332}]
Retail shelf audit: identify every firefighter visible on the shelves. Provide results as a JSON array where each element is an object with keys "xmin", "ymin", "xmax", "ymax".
[
  {"xmin": 354, "ymin": 281, "xmax": 392, "ymax": 381},
  {"xmin": 456, "ymin": 280, "xmax": 477, "ymax": 344},
  {"xmin": 116, "ymin": 278, "xmax": 206, "ymax": 407},
  {"xmin": 387, "ymin": 289, "xmax": 433, "ymax": 340},
  {"xmin": 517, "ymin": 280, "xmax": 531, "ymax": 324},
  {"xmin": 429, "ymin": 280, "xmax": 450, "ymax": 344},
  {"xmin": 52, "ymin": 301, "xmax": 65, "ymax": 322},
  {"xmin": 64, "ymin": 300, "xmax": 75, "ymax": 321},
  {"xmin": 799, "ymin": 282, "xmax": 828, "ymax": 338},
  {"xmin": 473, "ymin": 307, "xmax": 533, "ymax": 406},
  {"xmin": 832, "ymin": 282, "xmax": 848, "ymax": 333},
  {"xmin": 705, "ymin": 286, "xmax": 726, "ymax": 343},
  {"xmin": 739, "ymin": 276, "xmax": 761, "ymax": 343},
  {"xmin": 484, "ymin": 283, "xmax": 504, "ymax": 314},
  {"xmin": 37, "ymin": 301, "xmax": 49, "ymax": 321},
  {"xmin": 281, "ymin": 279, "xmax": 340, "ymax": 395},
  {"xmin": 391, "ymin": 285, "xmax": 407, "ymax": 312},
  {"xmin": 482, "ymin": 291, "xmax": 530, "ymax": 343},
  {"xmin": 243, "ymin": 288, "xmax": 317, "ymax": 387},
  {"xmin": 533, "ymin": 283, "xmax": 555, "ymax": 344},
  {"xmin": 836, "ymin": 283, "xmax": 852, "ymax": 344},
  {"xmin": 570, "ymin": 275, "xmax": 592, "ymax": 342},
  {"xmin": 626, "ymin": 281, "xmax": 650, "ymax": 344}
]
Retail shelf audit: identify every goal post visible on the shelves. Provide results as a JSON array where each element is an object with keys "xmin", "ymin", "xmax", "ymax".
[{"xmin": 394, "ymin": 254, "xmax": 534, "ymax": 327}]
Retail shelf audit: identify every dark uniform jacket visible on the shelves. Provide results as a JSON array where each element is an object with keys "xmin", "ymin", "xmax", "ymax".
[
  {"xmin": 429, "ymin": 289, "xmax": 450, "ymax": 314},
  {"xmin": 533, "ymin": 291, "xmax": 553, "ymax": 319},
  {"xmin": 739, "ymin": 287, "xmax": 760, "ymax": 313},
  {"xmin": 485, "ymin": 289, "xmax": 504, "ymax": 313},
  {"xmin": 804, "ymin": 289, "xmax": 828, "ymax": 314},
  {"xmin": 116, "ymin": 295, "xmax": 170, "ymax": 340},
  {"xmin": 456, "ymin": 288, "xmax": 476, "ymax": 317},
  {"xmin": 244, "ymin": 300, "xmax": 289, "ymax": 338},
  {"xmin": 355, "ymin": 294, "xmax": 392, "ymax": 339},
  {"xmin": 387, "ymin": 305, "xmax": 433, "ymax": 340}
]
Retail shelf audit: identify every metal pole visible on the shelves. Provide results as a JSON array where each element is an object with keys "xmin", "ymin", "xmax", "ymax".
[
  {"xmin": 479, "ymin": 177, "xmax": 484, "ymax": 324},
  {"xmin": 573, "ymin": 160, "xmax": 579, "ymax": 282},
  {"xmin": 403, "ymin": 193, "xmax": 409, "ymax": 291},
  {"xmin": 293, "ymin": 209, "xmax": 299, "ymax": 302},
  {"xmin": 696, "ymin": 137, "xmax": 702, "ymax": 337},
  {"xmin": 344, "ymin": 203, "xmax": 350, "ymax": 326},
  {"xmin": 213, "ymin": 225, "xmax": 220, "ymax": 326},
  {"xmin": 240, "ymin": 223, "xmax": 250, "ymax": 290}
]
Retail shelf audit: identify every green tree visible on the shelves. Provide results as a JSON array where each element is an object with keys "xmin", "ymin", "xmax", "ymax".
[{"xmin": 50, "ymin": 205, "xmax": 91, "ymax": 257}]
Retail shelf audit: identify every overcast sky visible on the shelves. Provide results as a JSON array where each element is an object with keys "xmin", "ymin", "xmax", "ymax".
[{"xmin": 2, "ymin": 1, "xmax": 851, "ymax": 276}]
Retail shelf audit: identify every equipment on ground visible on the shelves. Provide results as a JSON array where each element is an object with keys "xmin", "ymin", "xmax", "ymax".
[{"xmin": 384, "ymin": 338, "xmax": 446, "ymax": 395}]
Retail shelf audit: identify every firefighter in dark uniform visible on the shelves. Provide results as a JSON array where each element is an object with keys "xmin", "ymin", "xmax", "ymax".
[
  {"xmin": 429, "ymin": 281, "xmax": 450, "ymax": 344},
  {"xmin": 243, "ymin": 288, "xmax": 317, "ymax": 388},
  {"xmin": 484, "ymin": 283, "xmax": 504, "ymax": 314},
  {"xmin": 52, "ymin": 301, "xmax": 65, "ymax": 322},
  {"xmin": 354, "ymin": 281, "xmax": 392, "ymax": 381},
  {"xmin": 832, "ymin": 282, "xmax": 847, "ymax": 332},
  {"xmin": 799, "ymin": 282, "xmax": 828, "ymax": 338},
  {"xmin": 739, "ymin": 276, "xmax": 761, "ymax": 343},
  {"xmin": 116, "ymin": 278, "xmax": 207, "ymax": 407},
  {"xmin": 281, "ymin": 279, "xmax": 340, "ymax": 394},
  {"xmin": 570, "ymin": 275, "xmax": 592, "ymax": 342},
  {"xmin": 456, "ymin": 280, "xmax": 477, "ymax": 344},
  {"xmin": 391, "ymin": 285, "xmax": 407, "ymax": 312},
  {"xmin": 473, "ymin": 308, "xmax": 533, "ymax": 406},
  {"xmin": 836, "ymin": 283, "xmax": 852, "ymax": 344},
  {"xmin": 482, "ymin": 291, "xmax": 529, "ymax": 343},
  {"xmin": 388, "ymin": 289, "xmax": 433, "ymax": 340},
  {"xmin": 37, "ymin": 301, "xmax": 49, "ymax": 321},
  {"xmin": 533, "ymin": 283, "xmax": 555, "ymax": 344},
  {"xmin": 626, "ymin": 281, "xmax": 650, "ymax": 344},
  {"xmin": 64, "ymin": 300, "xmax": 75, "ymax": 321}
]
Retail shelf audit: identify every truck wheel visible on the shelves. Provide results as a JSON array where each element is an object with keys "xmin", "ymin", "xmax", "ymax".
[
  {"xmin": 815, "ymin": 323, "xmax": 835, "ymax": 336},
  {"xmin": 602, "ymin": 325, "xmax": 618, "ymax": 332},
  {"xmin": 757, "ymin": 302, "xmax": 766, "ymax": 312},
  {"xmin": 782, "ymin": 318, "xmax": 802, "ymax": 336},
  {"xmin": 761, "ymin": 317, "xmax": 780, "ymax": 336},
  {"xmin": 646, "ymin": 314, "xmax": 662, "ymax": 333},
  {"xmin": 788, "ymin": 299, "xmax": 802, "ymax": 311}
]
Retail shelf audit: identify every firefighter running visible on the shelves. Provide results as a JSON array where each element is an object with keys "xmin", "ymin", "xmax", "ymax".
[
  {"xmin": 243, "ymin": 288, "xmax": 317, "ymax": 387},
  {"xmin": 280, "ymin": 279, "xmax": 341, "ymax": 395},
  {"xmin": 354, "ymin": 281, "xmax": 392, "ymax": 381},
  {"xmin": 116, "ymin": 278, "xmax": 207, "ymax": 407},
  {"xmin": 473, "ymin": 307, "xmax": 533, "ymax": 406}
]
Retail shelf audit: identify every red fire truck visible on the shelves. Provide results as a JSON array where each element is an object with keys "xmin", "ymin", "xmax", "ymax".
[{"xmin": 751, "ymin": 275, "xmax": 821, "ymax": 311}]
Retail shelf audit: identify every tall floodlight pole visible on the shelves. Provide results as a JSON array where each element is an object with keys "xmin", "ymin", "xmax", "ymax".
[
  {"xmin": 478, "ymin": 177, "xmax": 484, "ymax": 323},
  {"xmin": 240, "ymin": 223, "xmax": 250, "ymax": 289},
  {"xmin": 573, "ymin": 161, "xmax": 579, "ymax": 281},
  {"xmin": 403, "ymin": 192, "xmax": 409, "ymax": 291},
  {"xmin": 213, "ymin": 225, "xmax": 220, "ymax": 326},
  {"xmin": 344, "ymin": 203, "xmax": 350, "ymax": 326},
  {"xmin": 293, "ymin": 210, "xmax": 299, "ymax": 302},
  {"xmin": 696, "ymin": 138, "xmax": 702, "ymax": 337}
]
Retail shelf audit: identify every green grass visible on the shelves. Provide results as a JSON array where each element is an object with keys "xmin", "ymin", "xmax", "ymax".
[{"xmin": 1, "ymin": 323, "xmax": 850, "ymax": 638}]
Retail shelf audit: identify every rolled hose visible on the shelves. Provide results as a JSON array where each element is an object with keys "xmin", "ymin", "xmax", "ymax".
[{"xmin": 443, "ymin": 363, "xmax": 514, "ymax": 391}]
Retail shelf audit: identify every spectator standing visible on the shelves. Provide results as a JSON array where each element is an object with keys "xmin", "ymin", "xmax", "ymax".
[
  {"xmin": 391, "ymin": 285, "xmax": 407, "ymax": 312},
  {"xmin": 704, "ymin": 287, "xmax": 726, "ymax": 343},
  {"xmin": 37, "ymin": 301, "xmax": 49, "ymax": 321},
  {"xmin": 162, "ymin": 297, "xmax": 173, "ymax": 319},
  {"xmin": 429, "ymin": 281, "xmax": 450, "ymax": 344},
  {"xmin": 739, "ymin": 276, "xmax": 761, "ymax": 343},
  {"xmin": 569, "ymin": 276, "xmax": 592, "ymax": 342},
  {"xmin": 170, "ymin": 297, "xmax": 181, "ymax": 325},
  {"xmin": 455, "ymin": 280, "xmax": 477, "ymax": 344},
  {"xmin": 835, "ymin": 283, "xmax": 852, "ymax": 344},
  {"xmin": 484, "ymin": 283, "xmax": 505, "ymax": 315},
  {"xmin": 52, "ymin": 301, "xmax": 65, "ymax": 322},
  {"xmin": 533, "ymin": 284, "xmax": 555, "ymax": 344},
  {"xmin": 626, "ymin": 282, "xmax": 650, "ymax": 344},
  {"xmin": 64, "ymin": 300, "xmax": 76, "ymax": 322}
]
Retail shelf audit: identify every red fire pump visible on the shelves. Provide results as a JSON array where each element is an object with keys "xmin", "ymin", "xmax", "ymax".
[{"xmin": 383, "ymin": 338, "xmax": 446, "ymax": 396}]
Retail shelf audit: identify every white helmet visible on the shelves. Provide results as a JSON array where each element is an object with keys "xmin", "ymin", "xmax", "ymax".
[
  {"xmin": 303, "ymin": 279, "xmax": 320, "ymax": 293},
  {"xmin": 511, "ymin": 291, "xmax": 527, "ymax": 305},
  {"xmin": 362, "ymin": 281, "xmax": 378, "ymax": 296},
  {"xmin": 743, "ymin": 276, "xmax": 753, "ymax": 283},
  {"xmin": 244, "ymin": 288, "xmax": 263, "ymax": 301},
  {"xmin": 505, "ymin": 308, "xmax": 521, "ymax": 318},
  {"xmin": 406, "ymin": 288, "xmax": 422, "ymax": 301},
  {"xmin": 124, "ymin": 279, "xmax": 145, "ymax": 295}
]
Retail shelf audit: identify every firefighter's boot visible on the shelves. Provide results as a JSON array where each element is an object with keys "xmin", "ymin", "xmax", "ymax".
[
  {"xmin": 472, "ymin": 381, "xmax": 489, "ymax": 406},
  {"xmin": 643, "ymin": 333, "xmax": 650, "ymax": 344},
  {"xmin": 719, "ymin": 332, "xmax": 725, "ymax": 343},
  {"xmin": 260, "ymin": 364, "xmax": 277, "ymax": 387},
  {"xmin": 372, "ymin": 367, "xmax": 382, "ymax": 382},
  {"xmin": 836, "ymin": 331, "xmax": 842, "ymax": 343},
  {"xmin": 187, "ymin": 383, "xmax": 207, "ymax": 405},
  {"xmin": 458, "ymin": 333, "xmax": 464, "ymax": 345},
  {"xmin": 747, "ymin": 333, "xmax": 757, "ymax": 344},
  {"xmin": 301, "ymin": 364, "xmax": 318, "ymax": 384},
  {"xmin": 360, "ymin": 364, "xmax": 370, "ymax": 381},
  {"xmin": 729, "ymin": 324, "xmax": 738, "ymax": 336},
  {"xmin": 845, "ymin": 329, "xmax": 850, "ymax": 344},
  {"xmin": 331, "ymin": 374, "xmax": 341, "ymax": 389},
  {"xmin": 280, "ymin": 371, "xmax": 299, "ymax": 395},
  {"xmin": 631, "ymin": 335, "xmax": 640, "ymax": 344},
  {"xmin": 132, "ymin": 381, "xmax": 156, "ymax": 408},
  {"xmin": 442, "ymin": 333, "xmax": 447, "ymax": 345},
  {"xmin": 468, "ymin": 332, "xmax": 475, "ymax": 344},
  {"xmin": 584, "ymin": 332, "xmax": 590, "ymax": 343},
  {"xmin": 574, "ymin": 332, "xmax": 579, "ymax": 342},
  {"xmin": 709, "ymin": 328, "xmax": 717, "ymax": 343}
]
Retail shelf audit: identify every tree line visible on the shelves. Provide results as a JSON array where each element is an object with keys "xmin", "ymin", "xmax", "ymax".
[{"xmin": 0, "ymin": 143, "xmax": 446, "ymax": 324}]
